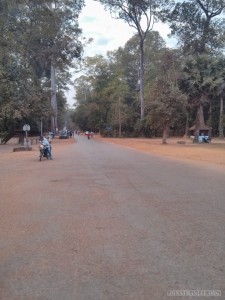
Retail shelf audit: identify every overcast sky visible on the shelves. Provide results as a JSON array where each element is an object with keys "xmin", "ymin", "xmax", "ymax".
[{"xmin": 66, "ymin": 0, "xmax": 177, "ymax": 106}]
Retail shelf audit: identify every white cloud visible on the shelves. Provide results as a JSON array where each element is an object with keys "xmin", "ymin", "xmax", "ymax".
[
  {"xmin": 79, "ymin": 0, "xmax": 135, "ymax": 57},
  {"xmin": 154, "ymin": 22, "xmax": 177, "ymax": 48}
]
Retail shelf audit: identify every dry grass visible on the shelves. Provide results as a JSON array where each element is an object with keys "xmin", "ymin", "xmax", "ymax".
[{"xmin": 95, "ymin": 135, "xmax": 225, "ymax": 166}]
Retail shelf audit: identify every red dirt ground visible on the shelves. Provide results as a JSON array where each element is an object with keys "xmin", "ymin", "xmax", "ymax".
[
  {"xmin": 94, "ymin": 135, "xmax": 225, "ymax": 167},
  {"xmin": 1, "ymin": 135, "xmax": 225, "ymax": 166}
]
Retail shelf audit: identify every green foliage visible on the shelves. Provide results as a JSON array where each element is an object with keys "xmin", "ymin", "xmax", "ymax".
[
  {"xmin": 72, "ymin": 31, "xmax": 167, "ymax": 135},
  {"xmin": 0, "ymin": 0, "xmax": 84, "ymax": 135},
  {"xmin": 180, "ymin": 54, "xmax": 225, "ymax": 106},
  {"xmin": 145, "ymin": 49, "xmax": 187, "ymax": 141},
  {"xmin": 95, "ymin": 0, "xmax": 172, "ymax": 120},
  {"xmin": 163, "ymin": 0, "xmax": 225, "ymax": 54}
]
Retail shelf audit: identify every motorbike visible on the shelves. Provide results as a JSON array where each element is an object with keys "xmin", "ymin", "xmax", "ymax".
[{"xmin": 39, "ymin": 144, "xmax": 50, "ymax": 161}]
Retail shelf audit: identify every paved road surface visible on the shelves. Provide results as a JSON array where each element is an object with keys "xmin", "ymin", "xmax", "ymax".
[{"xmin": 1, "ymin": 135, "xmax": 225, "ymax": 299}]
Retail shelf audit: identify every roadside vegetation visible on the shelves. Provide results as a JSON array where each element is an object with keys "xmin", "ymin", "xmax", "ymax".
[
  {"xmin": 1, "ymin": 0, "xmax": 225, "ymax": 145},
  {"xmin": 0, "ymin": 0, "xmax": 85, "ymax": 143}
]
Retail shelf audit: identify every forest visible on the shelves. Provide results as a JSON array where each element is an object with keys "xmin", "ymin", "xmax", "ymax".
[{"xmin": 1, "ymin": 0, "xmax": 225, "ymax": 144}]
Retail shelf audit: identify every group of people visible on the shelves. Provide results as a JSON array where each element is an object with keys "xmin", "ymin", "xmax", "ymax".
[
  {"xmin": 199, "ymin": 133, "xmax": 210, "ymax": 143},
  {"xmin": 85, "ymin": 131, "xmax": 94, "ymax": 139}
]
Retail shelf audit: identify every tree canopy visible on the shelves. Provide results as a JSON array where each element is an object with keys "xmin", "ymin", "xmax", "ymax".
[
  {"xmin": 0, "ymin": 0, "xmax": 84, "ymax": 140},
  {"xmin": 95, "ymin": 0, "xmax": 170, "ymax": 120}
]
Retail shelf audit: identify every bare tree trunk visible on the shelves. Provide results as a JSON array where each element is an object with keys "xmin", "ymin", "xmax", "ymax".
[
  {"xmin": 184, "ymin": 111, "xmax": 189, "ymax": 137},
  {"xmin": 162, "ymin": 125, "xmax": 169, "ymax": 144},
  {"xmin": 193, "ymin": 102, "xmax": 204, "ymax": 143},
  {"xmin": 219, "ymin": 96, "xmax": 224, "ymax": 139},
  {"xmin": 118, "ymin": 96, "xmax": 121, "ymax": 137},
  {"xmin": 209, "ymin": 101, "xmax": 212, "ymax": 127},
  {"xmin": 139, "ymin": 40, "xmax": 145, "ymax": 121},
  {"xmin": 51, "ymin": 63, "xmax": 58, "ymax": 133}
]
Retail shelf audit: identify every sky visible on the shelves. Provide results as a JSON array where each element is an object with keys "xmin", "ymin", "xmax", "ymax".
[{"xmin": 66, "ymin": 0, "xmax": 177, "ymax": 106}]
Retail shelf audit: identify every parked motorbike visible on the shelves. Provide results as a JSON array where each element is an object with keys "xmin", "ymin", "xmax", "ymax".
[{"xmin": 39, "ymin": 144, "xmax": 49, "ymax": 161}]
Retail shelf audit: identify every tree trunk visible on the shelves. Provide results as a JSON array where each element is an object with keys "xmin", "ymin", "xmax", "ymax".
[
  {"xmin": 193, "ymin": 102, "xmax": 204, "ymax": 143},
  {"xmin": 162, "ymin": 125, "xmax": 169, "ymax": 144},
  {"xmin": 139, "ymin": 40, "xmax": 145, "ymax": 121},
  {"xmin": 184, "ymin": 111, "xmax": 189, "ymax": 137},
  {"xmin": 208, "ymin": 100, "xmax": 212, "ymax": 127},
  {"xmin": 219, "ymin": 96, "xmax": 224, "ymax": 139},
  {"xmin": 51, "ymin": 63, "xmax": 58, "ymax": 133},
  {"xmin": 118, "ymin": 96, "xmax": 121, "ymax": 137}
]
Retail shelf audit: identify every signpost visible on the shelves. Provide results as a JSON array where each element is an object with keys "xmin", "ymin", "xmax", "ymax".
[
  {"xmin": 23, "ymin": 124, "xmax": 31, "ymax": 148},
  {"xmin": 40, "ymin": 118, "xmax": 43, "ymax": 136}
]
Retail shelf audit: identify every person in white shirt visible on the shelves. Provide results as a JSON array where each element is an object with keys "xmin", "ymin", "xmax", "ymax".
[{"xmin": 39, "ymin": 136, "xmax": 53, "ymax": 159}]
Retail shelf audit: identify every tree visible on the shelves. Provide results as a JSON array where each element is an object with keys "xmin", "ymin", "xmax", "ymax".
[
  {"xmin": 146, "ymin": 49, "xmax": 187, "ymax": 144},
  {"xmin": 73, "ymin": 73, "xmax": 99, "ymax": 131},
  {"xmin": 163, "ymin": 0, "xmax": 225, "ymax": 55},
  {"xmin": 73, "ymin": 31, "xmax": 168, "ymax": 136},
  {"xmin": 95, "ymin": 0, "xmax": 168, "ymax": 121},
  {"xmin": 0, "ymin": 0, "xmax": 85, "ymax": 139},
  {"xmin": 22, "ymin": 0, "xmax": 84, "ymax": 133},
  {"xmin": 162, "ymin": 0, "xmax": 225, "ymax": 141},
  {"xmin": 180, "ymin": 54, "xmax": 225, "ymax": 142},
  {"xmin": 206, "ymin": 56, "xmax": 225, "ymax": 138}
]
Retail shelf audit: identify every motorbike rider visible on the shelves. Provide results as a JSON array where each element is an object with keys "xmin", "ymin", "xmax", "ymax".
[
  {"xmin": 85, "ymin": 131, "xmax": 91, "ymax": 139},
  {"xmin": 39, "ymin": 135, "xmax": 53, "ymax": 159}
]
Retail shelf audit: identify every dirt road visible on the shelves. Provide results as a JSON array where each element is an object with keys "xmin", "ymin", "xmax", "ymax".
[{"xmin": 0, "ymin": 136, "xmax": 225, "ymax": 299}]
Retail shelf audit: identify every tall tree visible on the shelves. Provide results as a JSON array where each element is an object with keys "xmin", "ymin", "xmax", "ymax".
[
  {"xmin": 180, "ymin": 54, "xmax": 225, "ymax": 141},
  {"xmin": 0, "ymin": 0, "xmax": 84, "ymax": 137},
  {"xmin": 22, "ymin": 0, "xmax": 84, "ymax": 133},
  {"xmin": 146, "ymin": 49, "xmax": 187, "ymax": 143},
  {"xmin": 163, "ymin": 0, "xmax": 225, "ymax": 54},
  {"xmin": 207, "ymin": 56, "xmax": 225, "ymax": 139},
  {"xmin": 73, "ymin": 31, "xmax": 167, "ymax": 135},
  {"xmin": 95, "ymin": 0, "xmax": 167, "ymax": 121},
  {"xmin": 162, "ymin": 0, "xmax": 225, "ymax": 141}
]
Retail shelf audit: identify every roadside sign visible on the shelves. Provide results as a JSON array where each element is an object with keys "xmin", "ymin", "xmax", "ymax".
[{"xmin": 23, "ymin": 124, "xmax": 30, "ymax": 131}]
